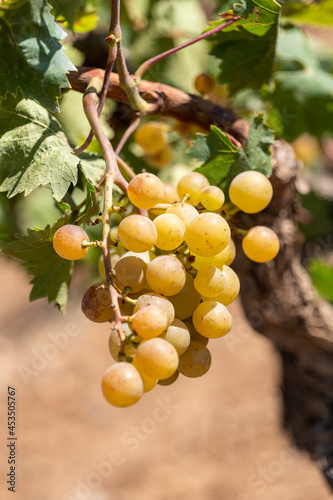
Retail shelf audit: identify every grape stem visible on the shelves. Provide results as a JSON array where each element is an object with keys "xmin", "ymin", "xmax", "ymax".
[{"xmin": 134, "ymin": 16, "xmax": 241, "ymax": 81}]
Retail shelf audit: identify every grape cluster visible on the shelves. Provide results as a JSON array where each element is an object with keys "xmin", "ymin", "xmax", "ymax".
[{"xmin": 53, "ymin": 167, "xmax": 279, "ymax": 408}]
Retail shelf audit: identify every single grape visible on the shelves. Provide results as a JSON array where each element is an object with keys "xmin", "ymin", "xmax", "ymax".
[
  {"xmin": 159, "ymin": 318, "xmax": 191, "ymax": 355},
  {"xmin": 146, "ymin": 255, "xmax": 186, "ymax": 296},
  {"xmin": 185, "ymin": 213, "xmax": 230, "ymax": 257},
  {"xmin": 118, "ymin": 250, "xmax": 151, "ymax": 265},
  {"xmin": 134, "ymin": 293, "xmax": 175, "ymax": 327},
  {"xmin": 200, "ymin": 185, "xmax": 225, "ymax": 211},
  {"xmin": 133, "ymin": 305, "xmax": 169, "ymax": 339},
  {"xmin": 101, "ymin": 362, "xmax": 144, "ymax": 407},
  {"xmin": 184, "ymin": 320, "xmax": 209, "ymax": 346},
  {"xmin": 81, "ymin": 282, "xmax": 113, "ymax": 323},
  {"xmin": 177, "ymin": 172, "xmax": 209, "ymax": 206},
  {"xmin": 242, "ymin": 226, "xmax": 279, "ymax": 263},
  {"xmin": 132, "ymin": 357, "xmax": 157, "ymax": 393},
  {"xmin": 194, "ymin": 73, "xmax": 215, "ymax": 94},
  {"xmin": 114, "ymin": 256, "xmax": 147, "ymax": 294},
  {"xmin": 157, "ymin": 370, "xmax": 179, "ymax": 386},
  {"xmin": 166, "ymin": 202, "xmax": 199, "ymax": 227},
  {"xmin": 134, "ymin": 122, "xmax": 167, "ymax": 155},
  {"xmin": 53, "ymin": 224, "xmax": 89, "ymax": 260},
  {"xmin": 161, "ymin": 182, "xmax": 180, "ymax": 204},
  {"xmin": 153, "ymin": 213, "xmax": 185, "ymax": 251},
  {"xmin": 192, "ymin": 301, "xmax": 232, "ymax": 338},
  {"xmin": 194, "ymin": 266, "xmax": 226, "ymax": 297},
  {"xmin": 135, "ymin": 338, "xmax": 179, "ymax": 380},
  {"xmin": 225, "ymin": 239, "xmax": 236, "ymax": 266},
  {"xmin": 229, "ymin": 171, "xmax": 273, "ymax": 214},
  {"xmin": 145, "ymin": 144, "xmax": 173, "ymax": 169},
  {"xmin": 108, "ymin": 324, "xmax": 137, "ymax": 361},
  {"xmin": 118, "ymin": 215, "xmax": 157, "ymax": 252},
  {"xmin": 201, "ymin": 265, "xmax": 240, "ymax": 306},
  {"xmin": 178, "ymin": 341, "xmax": 211, "ymax": 378},
  {"xmin": 168, "ymin": 274, "xmax": 201, "ymax": 320},
  {"xmin": 127, "ymin": 173, "xmax": 164, "ymax": 209},
  {"xmin": 191, "ymin": 244, "xmax": 230, "ymax": 270}
]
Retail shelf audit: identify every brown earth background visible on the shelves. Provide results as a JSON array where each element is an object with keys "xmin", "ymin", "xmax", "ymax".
[{"xmin": 0, "ymin": 258, "xmax": 332, "ymax": 500}]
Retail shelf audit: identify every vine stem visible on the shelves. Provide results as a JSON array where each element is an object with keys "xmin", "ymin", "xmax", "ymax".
[{"xmin": 135, "ymin": 16, "xmax": 241, "ymax": 80}]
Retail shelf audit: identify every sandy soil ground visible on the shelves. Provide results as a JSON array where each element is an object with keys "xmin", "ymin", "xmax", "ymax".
[{"xmin": 0, "ymin": 258, "xmax": 332, "ymax": 500}]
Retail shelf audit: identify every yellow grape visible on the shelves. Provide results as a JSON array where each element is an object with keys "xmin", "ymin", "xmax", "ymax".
[
  {"xmin": 153, "ymin": 213, "xmax": 185, "ymax": 250},
  {"xmin": 118, "ymin": 214, "xmax": 157, "ymax": 252},
  {"xmin": 134, "ymin": 122, "xmax": 167, "ymax": 154},
  {"xmin": 229, "ymin": 171, "xmax": 273, "ymax": 214},
  {"xmin": 157, "ymin": 370, "xmax": 179, "ymax": 386},
  {"xmin": 168, "ymin": 274, "xmax": 201, "ymax": 320},
  {"xmin": 185, "ymin": 213, "xmax": 230, "ymax": 257},
  {"xmin": 161, "ymin": 182, "xmax": 180, "ymax": 203},
  {"xmin": 242, "ymin": 226, "xmax": 279, "ymax": 263},
  {"xmin": 132, "ymin": 357, "xmax": 157, "ymax": 393},
  {"xmin": 225, "ymin": 239, "xmax": 236, "ymax": 266},
  {"xmin": 192, "ymin": 301, "xmax": 232, "ymax": 338},
  {"xmin": 133, "ymin": 304, "xmax": 169, "ymax": 339},
  {"xmin": 114, "ymin": 256, "xmax": 147, "ymax": 293},
  {"xmin": 53, "ymin": 224, "xmax": 89, "ymax": 260},
  {"xmin": 159, "ymin": 318, "xmax": 191, "ymax": 355},
  {"xmin": 108, "ymin": 324, "xmax": 137, "ymax": 361},
  {"xmin": 200, "ymin": 185, "xmax": 225, "ymax": 211},
  {"xmin": 191, "ymin": 244, "xmax": 230, "ymax": 270},
  {"xmin": 135, "ymin": 338, "xmax": 179, "ymax": 380},
  {"xmin": 127, "ymin": 173, "xmax": 164, "ymax": 209},
  {"xmin": 194, "ymin": 73, "xmax": 215, "ymax": 94},
  {"xmin": 177, "ymin": 172, "xmax": 209, "ymax": 206},
  {"xmin": 194, "ymin": 266, "xmax": 226, "ymax": 297},
  {"xmin": 134, "ymin": 293, "xmax": 175, "ymax": 327},
  {"xmin": 81, "ymin": 282, "xmax": 113, "ymax": 323},
  {"xmin": 145, "ymin": 144, "xmax": 173, "ymax": 169},
  {"xmin": 101, "ymin": 362, "xmax": 144, "ymax": 407},
  {"xmin": 146, "ymin": 255, "xmax": 186, "ymax": 296},
  {"xmin": 166, "ymin": 201, "xmax": 199, "ymax": 227},
  {"xmin": 178, "ymin": 341, "xmax": 211, "ymax": 378},
  {"xmin": 201, "ymin": 265, "xmax": 240, "ymax": 306}
]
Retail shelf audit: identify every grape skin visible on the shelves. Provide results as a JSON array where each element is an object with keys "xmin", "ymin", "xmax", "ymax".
[
  {"xmin": 135, "ymin": 338, "xmax": 179, "ymax": 380},
  {"xmin": 146, "ymin": 255, "xmax": 186, "ymax": 296},
  {"xmin": 134, "ymin": 122, "xmax": 167, "ymax": 154},
  {"xmin": 168, "ymin": 274, "xmax": 201, "ymax": 320},
  {"xmin": 178, "ymin": 341, "xmax": 211, "ymax": 378},
  {"xmin": 201, "ymin": 265, "xmax": 240, "ymax": 306},
  {"xmin": 81, "ymin": 282, "xmax": 114, "ymax": 323},
  {"xmin": 194, "ymin": 266, "xmax": 226, "ymax": 297},
  {"xmin": 153, "ymin": 213, "xmax": 185, "ymax": 251},
  {"xmin": 225, "ymin": 239, "xmax": 236, "ymax": 266},
  {"xmin": 166, "ymin": 202, "xmax": 199, "ymax": 227},
  {"xmin": 177, "ymin": 172, "xmax": 209, "ymax": 206},
  {"xmin": 229, "ymin": 171, "xmax": 273, "ymax": 214},
  {"xmin": 192, "ymin": 301, "xmax": 232, "ymax": 338},
  {"xmin": 200, "ymin": 185, "xmax": 225, "ymax": 211},
  {"xmin": 132, "ymin": 357, "xmax": 157, "ymax": 393},
  {"xmin": 108, "ymin": 324, "xmax": 136, "ymax": 361},
  {"xmin": 184, "ymin": 320, "xmax": 209, "ymax": 346},
  {"xmin": 114, "ymin": 256, "xmax": 147, "ymax": 293},
  {"xmin": 242, "ymin": 226, "xmax": 279, "ymax": 263},
  {"xmin": 191, "ymin": 244, "xmax": 230, "ymax": 270},
  {"xmin": 118, "ymin": 215, "xmax": 157, "ymax": 253},
  {"xmin": 157, "ymin": 370, "xmax": 179, "ymax": 386},
  {"xmin": 127, "ymin": 173, "xmax": 164, "ymax": 209},
  {"xmin": 194, "ymin": 73, "xmax": 215, "ymax": 94},
  {"xmin": 102, "ymin": 362, "xmax": 144, "ymax": 407},
  {"xmin": 134, "ymin": 293, "xmax": 175, "ymax": 327},
  {"xmin": 53, "ymin": 224, "xmax": 89, "ymax": 260},
  {"xmin": 185, "ymin": 213, "xmax": 231, "ymax": 257},
  {"xmin": 159, "ymin": 318, "xmax": 191, "ymax": 355},
  {"xmin": 132, "ymin": 305, "xmax": 169, "ymax": 339}
]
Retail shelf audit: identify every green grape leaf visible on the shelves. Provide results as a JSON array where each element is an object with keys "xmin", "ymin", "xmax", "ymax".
[
  {"xmin": 266, "ymin": 27, "xmax": 333, "ymax": 140},
  {"xmin": 282, "ymin": 0, "xmax": 333, "ymax": 27},
  {"xmin": 79, "ymin": 152, "xmax": 106, "ymax": 187},
  {"xmin": 307, "ymin": 259, "xmax": 333, "ymax": 304},
  {"xmin": 48, "ymin": 0, "xmax": 85, "ymax": 30},
  {"xmin": 188, "ymin": 115, "xmax": 274, "ymax": 195},
  {"xmin": 0, "ymin": 0, "xmax": 76, "ymax": 112},
  {"xmin": 0, "ymin": 95, "xmax": 79, "ymax": 200},
  {"xmin": 1, "ymin": 212, "xmax": 75, "ymax": 312},
  {"xmin": 207, "ymin": 0, "xmax": 281, "ymax": 94}
]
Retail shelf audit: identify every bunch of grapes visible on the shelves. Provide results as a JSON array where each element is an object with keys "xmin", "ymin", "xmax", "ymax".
[{"xmin": 53, "ymin": 166, "xmax": 279, "ymax": 408}]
